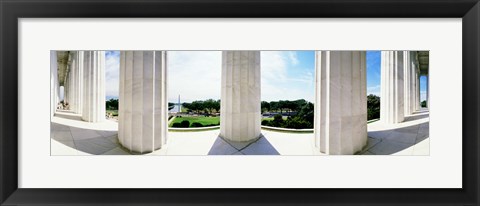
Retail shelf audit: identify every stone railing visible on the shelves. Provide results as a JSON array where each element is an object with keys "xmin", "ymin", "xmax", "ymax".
[
  {"xmin": 260, "ymin": 125, "xmax": 313, "ymax": 133},
  {"xmin": 168, "ymin": 125, "xmax": 220, "ymax": 132},
  {"xmin": 168, "ymin": 125, "xmax": 314, "ymax": 133}
]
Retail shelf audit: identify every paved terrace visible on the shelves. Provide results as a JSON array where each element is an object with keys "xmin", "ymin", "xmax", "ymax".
[{"xmin": 51, "ymin": 109, "xmax": 429, "ymax": 155}]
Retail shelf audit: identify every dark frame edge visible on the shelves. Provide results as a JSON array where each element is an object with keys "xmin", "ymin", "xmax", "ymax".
[
  {"xmin": 463, "ymin": 2, "xmax": 480, "ymax": 205},
  {"xmin": 0, "ymin": 0, "xmax": 19, "ymax": 205}
]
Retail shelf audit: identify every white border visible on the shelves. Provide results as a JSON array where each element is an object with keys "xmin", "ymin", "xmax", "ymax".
[{"xmin": 19, "ymin": 18, "xmax": 462, "ymax": 188}]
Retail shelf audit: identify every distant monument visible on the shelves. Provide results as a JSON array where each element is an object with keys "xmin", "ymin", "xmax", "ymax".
[{"xmin": 178, "ymin": 95, "xmax": 181, "ymax": 113}]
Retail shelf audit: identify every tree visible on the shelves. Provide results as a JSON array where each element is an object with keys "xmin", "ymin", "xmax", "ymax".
[
  {"xmin": 213, "ymin": 100, "xmax": 220, "ymax": 113},
  {"xmin": 367, "ymin": 94, "xmax": 380, "ymax": 120},
  {"xmin": 421, "ymin": 100, "xmax": 427, "ymax": 108},
  {"xmin": 168, "ymin": 102, "xmax": 175, "ymax": 110},
  {"xmin": 261, "ymin": 101, "xmax": 270, "ymax": 113},
  {"xmin": 203, "ymin": 99, "xmax": 218, "ymax": 114},
  {"xmin": 270, "ymin": 101, "xmax": 279, "ymax": 113},
  {"xmin": 190, "ymin": 101, "xmax": 205, "ymax": 114},
  {"xmin": 106, "ymin": 98, "xmax": 119, "ymax": 110},
  {"xmin": 297, "ymin": 102, "xmax": 314, "ymax": 124},
  {"xmin": 293, "ymin": 99, "xmax": 307, "ymax": 112}
]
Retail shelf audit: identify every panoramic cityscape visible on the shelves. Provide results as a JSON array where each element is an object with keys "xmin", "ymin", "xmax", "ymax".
[{"xmin": 50, "ymin": 50, "xmax": 429, "ymax": 155}]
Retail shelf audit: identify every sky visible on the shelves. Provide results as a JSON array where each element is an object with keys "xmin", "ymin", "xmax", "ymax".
[
  {"xmin": 104, "ymin": 51, "xmax": 427, "ymax": 103},
  {"xmin": 167, "ymin": 51, "xmax": 316, "ymax": 103}
]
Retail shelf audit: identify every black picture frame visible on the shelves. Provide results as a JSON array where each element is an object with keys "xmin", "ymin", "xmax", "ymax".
[{"xmin": 1, "ymin": 0, "xmax": 479, "ymax": 205}]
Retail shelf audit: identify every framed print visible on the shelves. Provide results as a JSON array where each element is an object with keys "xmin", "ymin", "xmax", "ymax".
[{"xmin": 1, "ymin": 0, "xmax": 479, "ymax": 205}]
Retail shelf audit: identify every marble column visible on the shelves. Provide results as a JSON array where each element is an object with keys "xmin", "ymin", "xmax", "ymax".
[
  {"xmin": 314, "ymin": 51, "xmax": 367, "ymax": 155},
  {"xmin": 426, "ymin": 74, "xmax": 429, "ymax": 108},
  {"xmin": 416, "ymin": 74, "xmax": 421, "ymax": 110},
  {"xmin": 118, "ymin": 51, "xmax": 168, "ymax": 153},
  {"xmin": 68, "ymin": 53, "xmax": 76, "ymax": 112},
  {"xmin": 380, "ymin": 51, "xmax": 404, "ymax": 124},
  {"xmin": 410, "ymin": 52, "xmax": 418, "ymax": 113},
  {"xmin": 75, "ymin": 51, "xmax": 84, "ymax": 114},
  {"xmin": 51, "ymin": 51, "xmax": 58, "ymax": 117},
  {"xmin": 65, "ymin": 74, "xmax": 70, "ymax": 105},
  {"xmin": 82, "ymin": 51, "xmax": 106, "ymax": 122},
  {"xmin": 220, "ymin": 51, "xmax": 261, "ymax": 142},
  {"xmin": 403, "ymin": 51, "xmax": 413, "ymax": 115}
]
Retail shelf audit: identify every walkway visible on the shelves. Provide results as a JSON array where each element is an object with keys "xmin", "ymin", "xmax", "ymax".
[
  {"xmin": 361, "ymin": 109, "xmax": 430, "ymax": 155},
  {"xmin": 51, "ymin": 109, "xmax": 429, "ymax": 155}
]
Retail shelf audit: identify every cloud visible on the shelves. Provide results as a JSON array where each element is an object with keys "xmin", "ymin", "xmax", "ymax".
[
  {"xmin": 367, "ymin": 85, "xmax": 380, "ymax": 96},
  {"xmin": 288, "ymin": 51, "xmax": 299, "ymax": 65},
  {"xmin": 105, "ymin": 51, "xmax": 120, "ymax": 98},
  {"xmin": 168, "ymin": 51, "xmax": 314, "ymax": 103},
  {"xmin": 261, "ymin": 51, "xmax": 314, "ymax": 102},
  {"xmin": 167, "ymin": 51, "xmax": 222, "ymax": 103},
  {"xmin": 420, "ymin": 91, "xmax": 427, "ymax": 101}
]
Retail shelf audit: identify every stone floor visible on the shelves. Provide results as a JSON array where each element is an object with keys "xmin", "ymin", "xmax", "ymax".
[
  {"xmin": 51, "ymin": 109, "xmax": 429, "ymax": 155},
  {"xmin": 361, "ymin": 109, "xmax": 430, "ymax": 155}
]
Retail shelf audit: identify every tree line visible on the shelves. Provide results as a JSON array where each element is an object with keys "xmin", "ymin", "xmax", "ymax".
[
  {"xmin": 261, "ymin": 99, "xmax": 314, "ymax": 129},
  {"xmin": 261, "ymin": 99, "xmax": 310, "ymax": 114},
  {"xmin": 180, "ymin": 99, "xmax": 221, "ymax": 115}
]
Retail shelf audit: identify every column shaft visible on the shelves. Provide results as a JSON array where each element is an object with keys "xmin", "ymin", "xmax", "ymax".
[
  {"xmin": 403, "ymin": 51, "xmax": 413, "ymax": 115},
  {"xmin": 380, "ymin": 51, "xmax": 404, "ymax": 124},
  {"xmin": 82, "ymin": 51, "xmax": 106, "ymax": 122},
  {"xmin": 69, "ymin": 53, "xmax": 77, "ymax": 112},
  {"xmin": 426, "ymin": 74, "xmax": 429, "ymax": 108},
  {"xmin": 220, "ymin": 51, "xmax": 261, "ymax": 142},
  {"xmin": 314, "ymin": 51, "xmax": 367, "ymax": 155},
  {"xmin": 410, "ymin": 52, "xmax": 417, "ymax": 113},
  {"xmin": 118, "ymin": 51, "xmax": 168, "ymax": 153},
  {"xmin": 76, "ymin": 51, "xmax": 84, "ymax": 114},
  {"xmin": 51, "ymin": 51, "xmax": 58, "ymax": 117},
  {"xmin": 416, "ymin": 74, "xmax": 420, "ymax": 110}
]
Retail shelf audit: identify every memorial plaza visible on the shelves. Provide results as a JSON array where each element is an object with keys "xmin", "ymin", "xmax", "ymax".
[{"xmin": 50, "ymin": 51, "xmax": 429, "ymax": 155}]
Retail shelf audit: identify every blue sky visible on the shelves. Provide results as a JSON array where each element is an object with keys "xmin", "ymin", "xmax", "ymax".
[
  {"xmin": 366, "ymin": 51, "xmax": 381, "ymax": 96},
  {"xmin": 366, "ymin": 51, "xmax": 427, "ymax": 101},
  {"xmin": 105, "ymin": 51, "xmax": 120, "ymax": 100},
  {"xmin": 104, "ymin": 51, "xmax": 427, "ymax": 102}
]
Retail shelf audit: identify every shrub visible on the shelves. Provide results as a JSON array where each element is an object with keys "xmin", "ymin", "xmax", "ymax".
[
  {"xmin": 191, "ymin": 122, "xmax": 203, "ymax": 127},
  {"xmin": 283, "ymin": 116, "xmax": 313, "ymax": 129},
  {"xmin": 261, "ymin": 119, "xmax": 270, "ymax": 126},
  {"xmin": 180, "ymin": 120, "xmax": 190, "ymax": 128},
  {"xmin": 171, "ymin": 122, "xmax": 182, "ymax": 128},
  {"xmin": 273, "ymin": 114, "xmax": 283, "ymax": 122}
]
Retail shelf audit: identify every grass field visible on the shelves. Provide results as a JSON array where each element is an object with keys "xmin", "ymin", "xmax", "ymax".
[
  {"xmin": 106, "ymin": 110, "xmax": 118, "ymax": 116},
  {"xmin": 261, "ymin": 116, "xmax": 288, "ymax": 121},
  {"xmin": 169, "ymin": 116, "xmax": 220, "ymax": 127}
]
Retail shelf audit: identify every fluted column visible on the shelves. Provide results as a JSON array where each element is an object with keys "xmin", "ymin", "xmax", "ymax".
[
  {"xmin": 220, "ymin": 51, "xmax": 261, "ymax": 142},
  {"xmin": 51, "ymin": 51, "xmax": 58, "ymax": 117},
  {"xmin": 314, "ymin": 51, "xmax": 367, "ymax": 155},
  {"xmin": 75, "ymin": 51, "xmax": 84, "ymax": 114},
  {"xmin": 416, "ymin": 74, "xmax": 421, "ymax": 110},
  {"xmin": 118, "ymin": 51, "xmax": 168, "ymax": 153},
  {"xmin": 426, "ymin": 74, "xmax": 429, "ymax": 108},
  {"xmin": 403, "ymin": 51, "xmax": 413, "ymax": 115},
  {"xmin": 409, "ymin": 52, "xmax": 417, "ymax": 113},
  {"xmin": 380, "ymin": 51, "xmax": 404, "ymax": 124},
  {"xmin": 82, "ymin": 51, "xmax": 106, "ymax": 122},
  {"xmin": 68, "ymin": 54, "xmax": 77, "ymax": 112}
]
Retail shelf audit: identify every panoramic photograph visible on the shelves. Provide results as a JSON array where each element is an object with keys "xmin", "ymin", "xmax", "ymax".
[{"xmin": 50, "ymin": 50, "xmax": 429, "ymax": 155}]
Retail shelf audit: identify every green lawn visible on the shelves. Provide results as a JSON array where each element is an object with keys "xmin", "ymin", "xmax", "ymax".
[
  {"xmin": 262, "ymin": 116, "xmax": 288, "ymax": 121},
  {"xmin": 169, "ymin": 116, "xmax": 220, "ymax": 127},
  {"xmin": 106, "ymin": 110, "xmax": 118, "ymax": 116}
]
